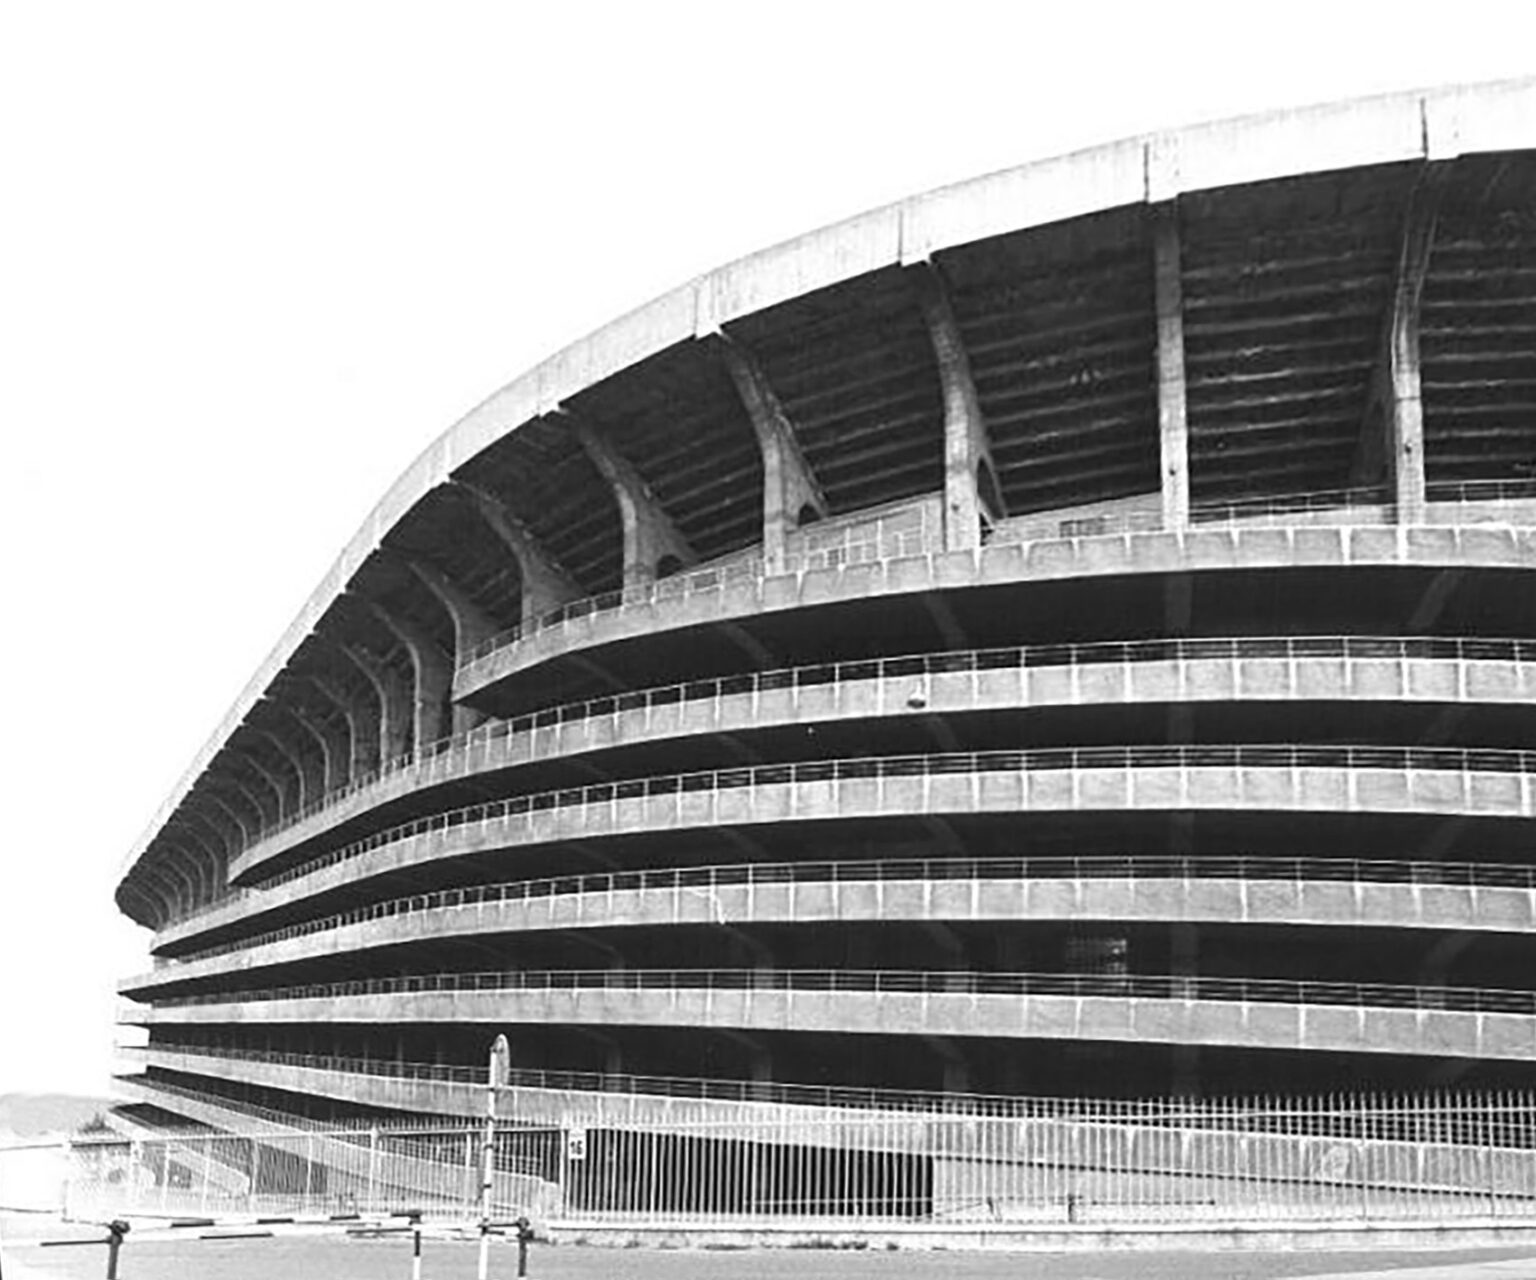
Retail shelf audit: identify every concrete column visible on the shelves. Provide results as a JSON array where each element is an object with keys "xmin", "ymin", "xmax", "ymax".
[
  {"xmin": 571, "ymin": 416, "xmax": 695, "ymax": 590},
  {"xmin": 288, "ymin": 704, "xmax": 346, "ymax": 795},
  {"xmin": 405, "ymin": 559, "xmax": 493, "ymax": 733},
  {"xmin": 452, "ymin": 481, "xmax": 584, "ymax": 628},
  {"xmin": 915, "ymin": 264, "xmax": 1000, "ymax": 551},
  {"xmin": 720, "ymin": 335, "xmax": 827, "ymax": 574},
  {"xmin": 253, "ymin": 728, "xmax": 312, "ymax": 815},
  {"xmin": 1354, "ymin": 162, "xmax": 1448, "ymax": 523},
  {"xmin": 343, "ymin": 644, "xmax": 413, "ymax": 767},
  {"xmin": 202, "ymin": 789, "xmax": 253, "ymax": 849},
  {"xmin": 164, "ymin": 827, "xmax": 216, "ymax": 906},
  {"xmin": 230, "ymin": 748, "xmax": 288, "ymax": 825},
  {"xmin": 309, "ymin": 671, "xmax": 377, "ymax": 781},
  {"xmin": 369, "ymin": 604, "xmax": 452, "ymax": 754},
  {"xmin": 1153, "ymin": 202, "xmax": 1190, "ymax": 530},
  {"xmin": 209, "ymin": 779, "xmax": 266, "ymax": 840}
]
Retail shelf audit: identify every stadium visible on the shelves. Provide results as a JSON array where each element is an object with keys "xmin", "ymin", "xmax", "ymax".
[{"xmin": 110, "ymin": 80, "xmax": 1536, "ymax": 1227}]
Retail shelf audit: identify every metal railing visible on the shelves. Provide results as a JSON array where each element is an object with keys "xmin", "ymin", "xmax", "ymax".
[
  {"xmin": 142, "ymin": 964, "xmax": 1536, "ymax": 1018},
  {"xmin": 127, "ymin": 1040, "xmax": 1536, "ymax": 1140},
  {"xmin": 86, "ymin": 1075, "xmax": 1536, "ymax": 1227},
  {"xmin": 233, "ymin": 743, "xmax": 1536, "ymax": 897},
  {"xmin": 149, "ymin": 631, "xmax": 1536, "ymax": 933},
  {"xmin": 154, "ymin": 854, "xmax": 1536, "ymax": 971},
  {"xmin": 218, "ymin": 633, "xmax": 1536, "ymax": 865},
  {"xmin": 457, "ymin": 480, "xmax": 1536, "ymax": 670}
]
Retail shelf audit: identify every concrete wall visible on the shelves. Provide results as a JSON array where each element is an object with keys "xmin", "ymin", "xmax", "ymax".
[
  {"xmin": 127, "ymin": 874, "xmax": 1536, "ymax": 996},
  {"xmin": 128, "ymin": 985, "xmax": 1536, "ymax": 1062},
  {"xmin": 457, "ymin": 522, "xmax": 1536, "ymax": 698}
]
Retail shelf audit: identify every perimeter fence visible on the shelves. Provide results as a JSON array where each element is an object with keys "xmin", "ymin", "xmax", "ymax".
[{"xmin": 20, "ymin": 1088, "xmax": 1536, "ymax": 1231}]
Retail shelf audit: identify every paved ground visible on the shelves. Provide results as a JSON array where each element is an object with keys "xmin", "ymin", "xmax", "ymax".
[{"xmin": 7, "ymin": 1227, "xmax": 1536, "ymax": 1280}]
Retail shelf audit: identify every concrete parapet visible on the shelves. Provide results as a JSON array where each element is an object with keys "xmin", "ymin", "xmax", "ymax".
[
  {"xmin": 457, "ymin": 523, "xmax": 1536, "ymax": 699},
  {"xmin": 126, "ymin": 985, "xmax": 1536, "ymax": 1061},
  {"xmin": 125, "ymin": 873, "xmax": 1536, "ymax": 996}
]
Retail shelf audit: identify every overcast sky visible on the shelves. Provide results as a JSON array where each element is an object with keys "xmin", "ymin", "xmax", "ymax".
[{"xmin": 0, "ymin": 2, "xmax": 1530, "ymax": 1100}]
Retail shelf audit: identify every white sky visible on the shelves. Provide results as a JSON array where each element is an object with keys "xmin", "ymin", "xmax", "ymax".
[{"xmin": 0, "ymin": 1, "xmax": 1530, "ymax": 1099}]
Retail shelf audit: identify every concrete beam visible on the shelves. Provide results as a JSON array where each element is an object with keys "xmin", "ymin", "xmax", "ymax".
[
  {"xmin": 309, "ymin": 671, "xmax": 379, "ymax": 780},
  {"xmin": 719, "ymin": 334, "xmax": 827, "ymax": 573},
  {"xmin": 201, "ymin": 789, "xmax": 253, "ymax": 848},
  {"xmin": 227, "ymin": 748, "xmax": 289, "ymax": 825},
  {"xmin": 1353, "ymin": 162, "xmax": 1451, "ymax": 521},
  {"xmin": 1153, "ymin": 201, "xmax": 1190, "ymax": 530},
  {"xmin": 368, "ymin": 603, "xmax": 452, "ymax": 753},
  {"xmin": 342, "ymin": 643, "xmax": 413, "ymax": 767},
  {"xmin": 404, "ymin": 560, "xmax": 492, "ymax": 734},
  {"xmin": 915, "ymin": 264, "xmax": 1001, "ymax": 550},
  {"xmin": 569, "ymin": 414, "xmax": 695, "ymax": 590},
  {"xmin": 451, "ymin": 480, "xmax": 584, "ymax": 628},
  {"xmin": 252, "ymin": 727, "xmax": 312, "ymax": 815},
  {"xmin": 207, "ymin": 775, "xmax": 267, "ymax": 837},
  {"xmin": 287, "ymin": 702, "xmax": 346, "ymax": 795}
]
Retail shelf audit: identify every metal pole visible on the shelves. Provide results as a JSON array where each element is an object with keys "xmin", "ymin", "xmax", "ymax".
[{"xmin": 479, "ymin": 1033, "xmax": 510, "ymax": 1280}]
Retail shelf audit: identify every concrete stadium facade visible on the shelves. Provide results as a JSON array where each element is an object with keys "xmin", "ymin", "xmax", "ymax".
[{"xmin": 117, "ymin": 80, "xmax": 1536, "ymax": 1137}]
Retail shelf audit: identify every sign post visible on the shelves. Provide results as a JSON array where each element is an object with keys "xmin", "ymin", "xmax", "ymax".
[{"xmin": 478, "ymin": 1034, "xmax": 509, "ymax": 1280}]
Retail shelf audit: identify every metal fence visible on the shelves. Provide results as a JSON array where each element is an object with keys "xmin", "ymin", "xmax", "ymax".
[
  {"xmin": 24, "ymin": 1088, "xmax": 1536, "ymax": 1230},
  {"xmin": 54, "ymin": 1124, "xmax": 559, "ymax": 1223},
  {"xmin": 151, "ymin": 852, "xmax": 1536, "ymax": 971}
]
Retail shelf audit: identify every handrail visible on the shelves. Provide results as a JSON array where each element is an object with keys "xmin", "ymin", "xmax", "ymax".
[
  {"xmin": 154, "ymin": 854, "xmax": 1536, "ymax": 970},
  {"xmin": 153, "ymin": 631, "xmax": 1536, "ymax": 932},
  {"xmin": 231, "ymin": 743, "xmax": 1536, "ymax": 898},
  {"xmin": 146, "ymin": 965, "xmax": 1536, "ymax": 1017},
  {"xmin": 130, "ymin": 1041, "xmax": 1533, "ymax": 1132},
  {"xmin": 233, "ymin": 632, "xmax": 1536, "ymax": 866},
  {"xmin": 457, "ymin": 480, "xmax": 1536, "ymax": 667}
]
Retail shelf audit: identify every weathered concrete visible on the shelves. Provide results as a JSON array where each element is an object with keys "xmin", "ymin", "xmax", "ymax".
[
  {"xmin": 120, "ymin": 81, "xmax": 1536, "ymax": 894},
  {"xmin": 575, "ymin": 417, "xmax": 695, "ymax": 589},
  {"xmin": 916, "ymin": 264, "xmax": 998, "ymax": 550},
  {"xmin": 1153, "ymin": 202, "xmax": 1189, "ymax": 531},
  {"xmin": 720, "ymin": 336, "xmax": 826, "ymax": 575},
  {"xmin": 129, "ymin": 874, "xmax": 1536, "ymax": 995},
  {"xmin": 452, "ymin": 479, "xmax": 584, "ymax": 627},
  {"xmin": 125, "ymin": 984, "xmax": 1536, "ymax": 1062},
  {"xmin": 457, "ymin": 521, "xmax": 1536, "ymax": 700},
  {"xmin": 215, "ymin": 645, "xmax": 1536, "ymax": 896}
]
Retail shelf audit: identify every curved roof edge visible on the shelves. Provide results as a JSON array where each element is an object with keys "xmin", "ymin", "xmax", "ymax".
[{"xmin": 118, "ymin": 76, "xmax": 1536, "ymax": 891}]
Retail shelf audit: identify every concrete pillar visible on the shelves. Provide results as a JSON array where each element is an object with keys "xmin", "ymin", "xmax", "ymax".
[
  {"xmin": 452, "ymin": 480, "xmax": 584, "ymax": 629},
  {"xmin": 720, "ymin": 335, "xmax": 827, "ymax": 574},
  {"xmin": 230, "ymin": 748, "xmax": 289, "ymax": 825},
  {"xmin": 1153, "ymin": 201, "xmax": 1190, "ymax": 530},
  {"xmin": 405, "ymin": 559, "xmax": 493, "ymax": 734},
  {"xmin": 1354, "ymin": 162, "xmax": 1448, "ymax": 522},
  {"xmin": 343, "ymin": 644, "xmax": 413, "ymax": 768},
  {"xmin": 915, "ymin": 264, "xmax": 1000, "ymax": 551},
  {"xmin": 163, "ymin": 829, "xmax": 214, "ymax": 906},
  {"xmin": 309, "ymin": 671, "xmax": 377, "ymax": 781},
  {"xmin": 288, "ymin": 704, "xmax": 346, "ymax": 795},
  {"xmin": 202, "ymin": 789, "xmax": 253, "ymax": 849},
  {"xmin": 369, "ymin": 605, "xmax": 452, "ymax": 753},
  {"xmin": 253, "ymin": 728, "xmax": 312, "ymax": 815},
  {"xmin": 571, "ymin": 415, "xmax": 695, "ymax": 590}
]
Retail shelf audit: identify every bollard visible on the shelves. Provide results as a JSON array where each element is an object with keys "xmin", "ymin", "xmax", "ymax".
[
  {"xmin": 514, "ymin": 1215, "xmax": 534, "ymax": 1278},
  {"xmin": 105, "ymin": 1219, "xmax": 130, "ymax": 1280},
  {"xmin": 406, "ymin": 1208, "xmax": 423, "ymax": 1280}
]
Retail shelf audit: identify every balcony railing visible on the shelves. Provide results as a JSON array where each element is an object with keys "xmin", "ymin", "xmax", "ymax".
[
  {"xmin": 155, "ymin": 854, "xmax": 1536, "ymax": 970},
  {"xmin": 142, "ymin": 965, "xmax": 1536, "ymax": 1018},
  {"xmin": 229, "ymin": 743, "xmax": 1536, "ymax": 899},
  {"xmin": 131, "ymin": 1040, "xmax": 1531, "ymax": 1136},
  {"xmin": 222, "ymin": 632, "xmax": 1536, "ymax": 872}
]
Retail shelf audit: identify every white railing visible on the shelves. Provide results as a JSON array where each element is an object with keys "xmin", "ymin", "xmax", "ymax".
[{"xmin": 69, "ymin": 1076, "xmax": 1536, "ymax": 1228}]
